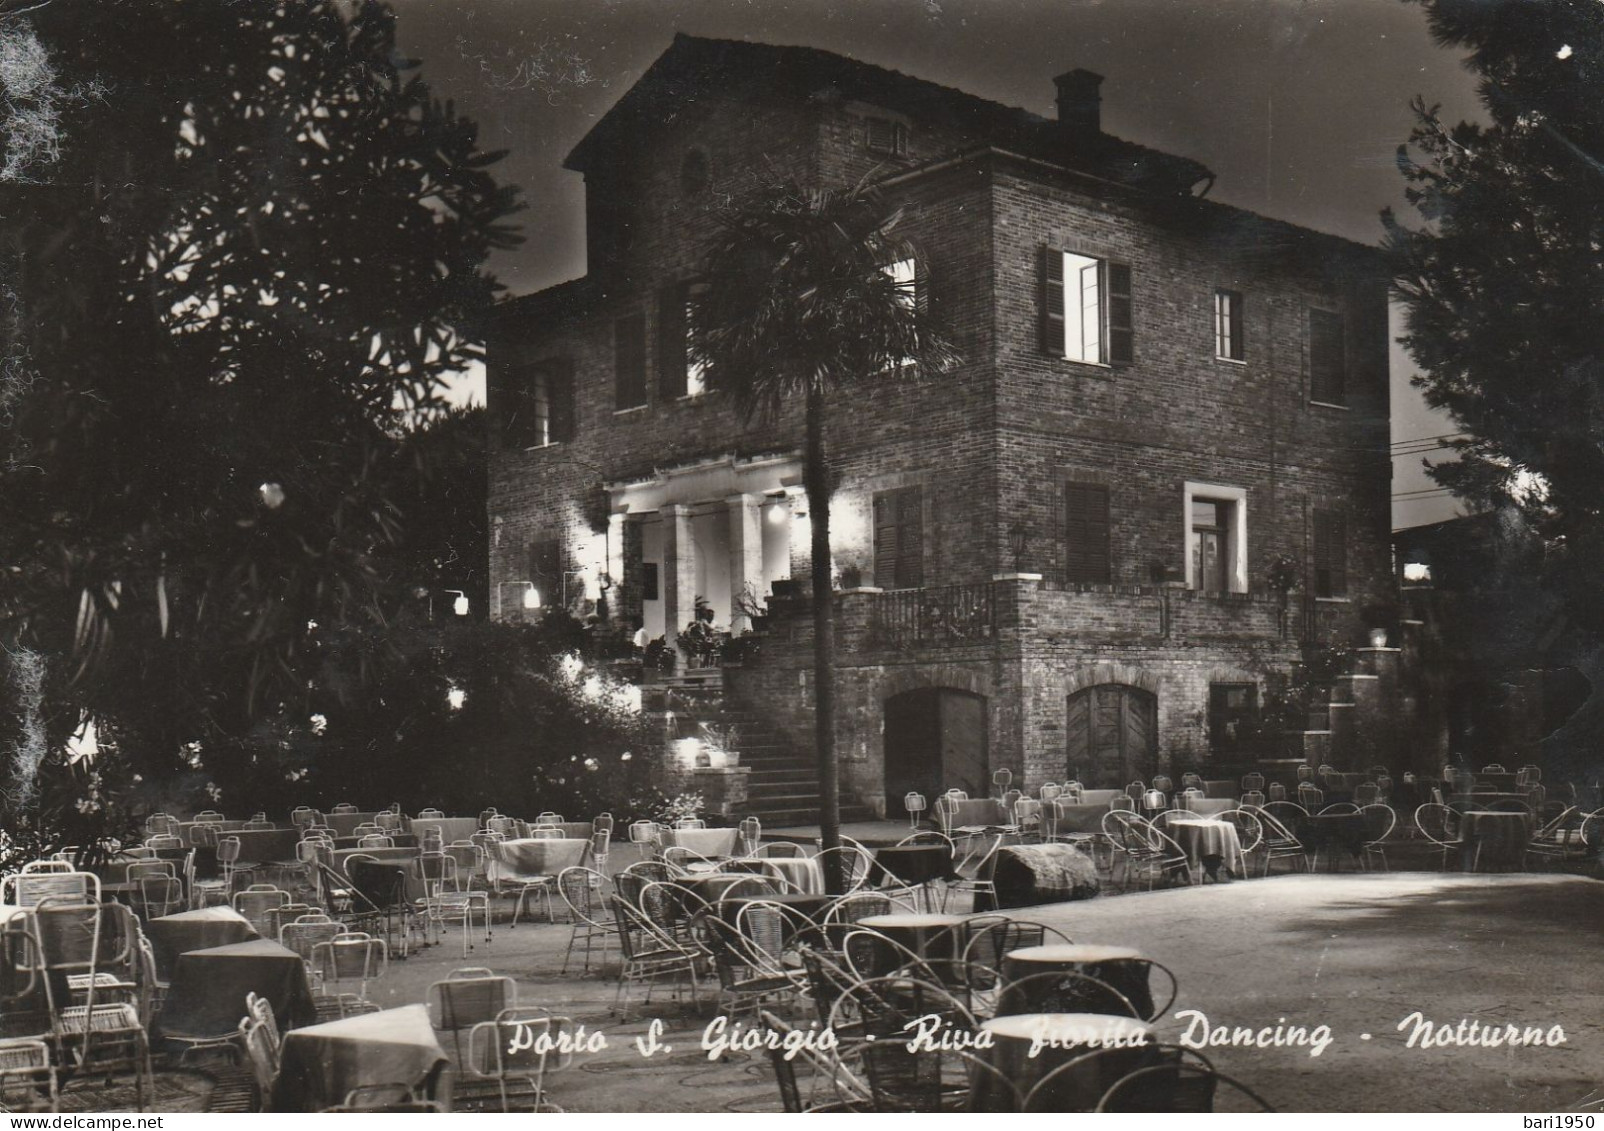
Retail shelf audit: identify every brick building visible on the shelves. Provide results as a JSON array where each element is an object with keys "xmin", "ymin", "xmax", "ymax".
[{"xmin": 486, "ymin": 35, "xmax": 1396, "ymax": 822}]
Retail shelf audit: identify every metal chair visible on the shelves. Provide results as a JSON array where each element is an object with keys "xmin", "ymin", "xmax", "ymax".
[
  {"xmin": 426, "ymin": 967, "xmax": 516, "ymax": 1064},
  {"xmin": 462, "ymin": 1008, "xmax": 573, "ymax": 1112},
  {"xmin": 556, "ymin": 867, "xmax": 618, "ymax": 976}
]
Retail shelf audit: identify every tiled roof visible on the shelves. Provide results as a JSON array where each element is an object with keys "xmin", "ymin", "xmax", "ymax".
[{"xmin": 565, "ymin": 33, "xmax": 1213, "ymax": 195}]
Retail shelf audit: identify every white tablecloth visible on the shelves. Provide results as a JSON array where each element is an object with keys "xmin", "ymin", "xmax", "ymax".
[
  {"xmin": 489, "ymin": 837, "xmax": 588, "ymax": 880},
  {"xmin": 753, "ymin": 856, "xmax": 824, "ymax": 894},
  {"xmin": 1166, "ymin": 818, "xmax": 1246, "ymax": 878},
  {"xmin": 663, "ymin": 828, "xmax": 739, "ymax": 857}
]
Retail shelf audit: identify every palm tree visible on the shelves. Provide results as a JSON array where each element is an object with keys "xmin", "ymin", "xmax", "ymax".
[{"xmin": 694, "ymin": 180, "xmax": 958, "ymax": 892}]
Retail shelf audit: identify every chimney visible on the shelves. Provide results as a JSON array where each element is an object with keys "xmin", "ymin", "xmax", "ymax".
[{"xmin": 1054, "ymin": 68, "xmax": 1103, "ymax": 135}]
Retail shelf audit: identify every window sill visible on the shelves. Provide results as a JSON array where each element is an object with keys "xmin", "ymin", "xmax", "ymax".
[
  {"xmin": 1314, "ymin": 596, "xmax": 1351, "ymax": 603},
  {"xmin": 676, "ymin": 390, "xmax": 717, "ymax": 404},
  {"xmin": 1055, "ymin": 356, "xmax": 1114, "ymax": 373},
  {"xmin": 613, "ymin": 405, "xmax": 648, "ymax": 416},
  {"xmin": 1214, "ymin": 355, "xmax": 1246, "ymax": 366},
  {"xmin": 1308, "ymin": 400, "xmax": 1350, "ymax": 411}
]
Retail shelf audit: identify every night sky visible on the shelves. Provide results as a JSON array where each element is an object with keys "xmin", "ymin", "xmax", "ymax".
[{"xmin": 389, "ymin": 0, "xmax": 1487, "ymax": 527}]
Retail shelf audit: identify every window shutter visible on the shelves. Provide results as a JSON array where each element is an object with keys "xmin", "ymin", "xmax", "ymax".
[
  {"xmin": 1041, "ymin": 247, "xmax": 1064, "ymax": 357},
  {"xmin": 1106, "ymin": 262, "xmax": 1133, "ymax": 365},
  {"xmin": 1309, "ymin": 309, "xmax": 1346, "ymax": 404},
  {"xmin": 657, "ymin": 284, "xmax": 688, "ymax": 399},
  {"xmin": 1312, "ymin": 509, "xmax": 1348, "ymax": 598},
  {"xmin": 498, "ymin": 370, "xmax": 527, "ymax": 450},
  {"xmin": 873, "ymin": 493, "xmax": 899, "ymax": 589},
  {"xmin": 897, "ymin": 487, "xmax": 924, "ymax": 588},
  {"xmin": 549, "ymin": 358, "xmax": 576, "ymax": 443},
  {"xmin": 615, "ymin": 313, "xmax": 646, "ymax": 409},
  {"xmin": 1064, "ymin": 481, "xmax": 1111, "ymax": 584}
]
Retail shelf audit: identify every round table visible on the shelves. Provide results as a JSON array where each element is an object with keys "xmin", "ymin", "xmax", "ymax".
[
  {"xmin": 717, "ymin": 891, "xmax": 831, "ymax": 926},
  {"xmin": 1459, "ymin": 810, "xmax": 1531, "ymax": 870},
  {"xmin": 978, "ymin": 1013, "xmax": 1156, "ymax": 1112},
  {"xmin": 855, "ymin": 912, "xmax": 968, "ymax": 974},
  {"xmin": 1000, "ymin": 944, "xmax": 1156, "ymax": 1020},
  {"xmin": 1164, "ymin": 817, "xmax": 1245, "ymax": 881}
]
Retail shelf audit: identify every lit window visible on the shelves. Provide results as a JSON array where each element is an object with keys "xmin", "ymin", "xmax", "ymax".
[
  {"xmin": 1184, "ymin": 482, "xmax": 1248, "ymax": 594},
  {"xmin": 1043, "ymin": 250, "xmax": 1133, "ymax": 365}
]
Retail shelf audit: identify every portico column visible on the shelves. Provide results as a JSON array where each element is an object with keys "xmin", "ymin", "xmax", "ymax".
[
  {"xmin": 726, "ymin": 493, "xmax": 765, "ymax": 633},
  {"xmin": 606, "ymin": 512, "xmax": 626, "ymax": 620},
  {"xmin": 661, "ymin": 503, "xmax": 697, "ymax": 643}
]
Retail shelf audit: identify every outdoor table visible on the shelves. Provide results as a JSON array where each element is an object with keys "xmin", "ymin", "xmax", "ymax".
[
  {"xmin": 1460, "ymin": 810, "xmax": 1532, "ymax": 870},
  {"xmin": 1178, "ymin": 796, "xmax": 1235, "ymax": 818},
  {"xmin": 1202, "ymin": 779, "xmax": 1236, "ymax": 799},
  {"xmin": 408, "ymin": 817, "xmax": 480, "ymax": 844},
  {"xmin": 323, "ymin": 812, "xmax": 382, "ymax": 838},
  {"xmin": 1473, "ymin": 771, "xmax": 1521, "ymax": 792},
  {"xmin": 177, "ymin": 820, "xmax": 246, "ymax": 846},
  {"xmin": 269, "ymin": 1003, "xmax": 451, "ymax": 1112},
  {"xmin": 1049, "ymin": 802, "xmax": 1108, "ymax": 836},
  {"xmin": 515, "ymin": 820, "xmax": 593, "ymax": 841},
  {"xmin": 1165, "ymin": 817, "xmax": 1245, "ymax": 881},
  {"xmin": 1000, "ymin": 944, "xmax": 1154, "ymax": 1020},
  {"xmin": 331, "ymin": 833, "xmax": 419, "ymax": 850},
  {"xmin": 977, "ymin": 1014, "xmax": 1155, "ymax": 1112},
  {"xmin": 717, "ymin": 891, "xmax": 831, "ymax": 927},
  {"xmin": 939, "ymin": 798, "xmax": 1006, "ymax": 831},
  {"xmin": 867, "ymin": 845, "xmax": 954, "ymax": 888},
  {"xmin": 673, "ymin": 873, "xmax": 760, "ymax": 914},
  {"xmin": 326, "ymin": 846, "xmax": 424, "ymax": 900},
  {"xmin": 749, "ymin": 856, "xmax": 823, "ymax": 894},
  {"xmin": 663, "ymin": 827, "xmax": 740, "ymax": 857},
  {"xmin": 1295, "ymin": 813, "xmax": 1368, "ymax": 869},
  {"xmin": 488, "ymin": 837, "xmax": 588, "ymax": 882},
  {"xmin": 229, "ymin": 828, "xmax": 302, "ymax": 865},
  {"xmin": 146, "ymin": 906, "xmax": 259, "ymax": 980},
  {"xmin": 856, "ymin": 912, "xmax": 968, "ymax": 968},
  {"xmin": 1073, "ymin": 790, "xmax": 1121, "ymax": 807},
  {"xmin": 156, "ymin": 938, "xmax": 316, "ymax": 1053}
]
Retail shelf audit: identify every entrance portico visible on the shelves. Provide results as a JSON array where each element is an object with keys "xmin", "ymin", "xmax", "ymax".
[{"xmin": 609, "ymin": 454, "xmax": 802, "ymax": 642}]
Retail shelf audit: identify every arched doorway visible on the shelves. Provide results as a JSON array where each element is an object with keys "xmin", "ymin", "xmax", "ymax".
[
  {"xmin": 883, "ymin": 689, "xmax": 989, "ymax": 811},
  {"xmin": 1066, "ymin": 684, "xmax": 1157, "ymax": 785}
]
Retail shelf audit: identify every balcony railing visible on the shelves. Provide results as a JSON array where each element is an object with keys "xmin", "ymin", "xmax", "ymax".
[{"xmin": 867, "ymin": 583, "xmax": 997, "ymax": 649}]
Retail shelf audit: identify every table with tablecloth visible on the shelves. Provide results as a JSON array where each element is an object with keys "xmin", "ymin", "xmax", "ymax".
[
  {"xmin": 1459, "ymin": 810, "xmax": 1532, "ymax": 870},
  {"xmin": 156, "ymin": 938, "xmax": 316, "ymax": 1052},
  {"xmin": 1165, "ymin": 817, "xmax": 1245, "ymax": 881},
  {"xmin": 514, "ymin": 820, "xmax": 594, "ymax": 842},
  {"xmin": 716, "ymin": 890, "xmax": 831, "ymax": 928},
  {"xmin": 407, "ymin": 817, "xmax": 481, "ymax": 845},
  {"xmin": 1070, "ymin": 789, "xmax": 1121, "ymax": 807},
  {"xmin": 320, "ymin": 812, "xmax": 383, "ymax": 838},
  {"xmin": 866, "ymin": 845, "xmax": 955, "ymax": 890},
  {"xmin": 661, "ymin": 827, "xmax": 739, "ymax": 858},
  {"xmin": 488, "ymin": 837, "xmax": 589, "ymax": 883},
  {"xmin": 322, "ymin": 846, "xmax": 425, "ymax": 900},
  {"xmin": 1178, "ymin": 796, "xmax": 1235, "ymax": 817},
  {"xmin": 747, "ymin": 855, "xmax": 823, "ymax": 894},
  {"xmin": 1295, "ymin": 813, "xmax": 1368, "ymax": 868},
  {"xmin": 976, "ymin": 1014, "xmax": 1156, "ymax": 1112},
  {"xmin": 1320, "ymin": 771, "xmax": 1370, "ymax": 792},
  {"xmin": 1050, "ymin": 802, "xmax": 1110, "ymax": 836},
  {"xmin": 855, "ymin": 913, "xmax": 968, "ymax": 973},
  {"xmin": 1472, "ymin": 771, "xmax": 1521, "ymax": 792},
  {"xmin": 331, "ymin": 833, "xmax": 419, "ymax": 851},
  {"xmin": 228, "ymin": 828, "xmax": 302, "ymax": 865},
  {"xmin": 177, "ymin": 820, "xmax": 246, "ymax": 847},
  {"xmin": 999, "ymin": 944, "xmax": 1156, "ymax": 1020},
  {"xmin": 269, "ymin": 1003, "xmax": 451, "ymax": 1112},
  {"xmin": 146, "ymin": 906, "xmax": 259, "ymax": 979},
  {"xmin": 938, "ymin": 798, "xmax": 1008, "ymax": 830}
]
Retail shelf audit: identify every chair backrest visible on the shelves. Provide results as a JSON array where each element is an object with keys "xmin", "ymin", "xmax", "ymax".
[
  {"xmin": 674, "ymin": 818, "xmax": 706, "ymax": 830},
  {"xmin": 313, "ymin": 935, "xmax": 388, "ymax": 984},
  {"xmin": 146, "ymin": 834, "xmax": 183, "ymax": 850},
  {"xmin": 2, "ymin": 871, "xmax": 98, "ymax": 908},
  {"xmin": 1413, "ymin": 802, "xmax": 1461, "ymax": 846},
  {"xmin": 216, "ymin": 837, "xmax": 241, "ymax": 864},
  {"xmin": 418, "ymin": 808, "xmax": 445, "ymax": 819},
  {"xmin": 242, "ymin": 1017, "xmax": 278, "ymax": 1097},
  {"xmin": 427, "ymin": 969, "xmax": 517, "ymax": 1033},
  {"xmin": 280, "ymin": 918, "xmax": 347, "ymax": 961},
  {"xmin": 332, "ymin": 803, "xmax": 359, "ymax": 814},
  {"xmin": 593, "ymin": 813, "xmax": 615, "ymax": 836},
  {"xmin": 20, "ymin": 859, "xmax": 73, "ymax": 874},
  {"xmin": 1267, "ymin": 782, "xmax": 1287, "ymax": 801},
  {"xmin": 195, "ymin": 809, "xmax": 225, "ymax": 822},
  {"xmin": 358, "ymin": 834, "xmax": 394, "ymax": 848},
  {"xmin": 628, "ymin": 820, "xmax": 658, "ymax": 844},
  {"xmin": 466, "ymin": 1008, "xmax": 576, "ymax": 1095},
  {"xmin": 137, "ymin": 875, "xmax": 186, "ymax": 918},
  {"xmin": 535, "ymin": 811, "xmax": 563, "ymax": 824}
]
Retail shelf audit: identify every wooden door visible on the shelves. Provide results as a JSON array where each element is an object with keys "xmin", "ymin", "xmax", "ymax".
[
  {"xmin": 884, "ymin": 689, "xmax": 989, "ymax": 810},
  {"xmin": 1066, "ymin": 684, "xmax": 1157, "ymax": 784}
]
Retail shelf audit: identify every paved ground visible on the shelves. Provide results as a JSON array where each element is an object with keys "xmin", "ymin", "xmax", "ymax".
[{"xmin": 327, "ymin": 866, "xmax": 1604, "ymax": 1113}]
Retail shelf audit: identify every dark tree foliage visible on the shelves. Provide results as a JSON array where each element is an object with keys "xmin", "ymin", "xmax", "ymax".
[
  {"xmin": 0, "ymin": 1, "xmax": 520, "ymax": 795},
  {"xmin": 1385, "ymin": 0, "xmax": 1604, "ymax": 794},
  {"xmin": 693, "ymin": 181, "xmax": 957, "ymax": 886},
  {"xmin": 1385, "ymin": 0, "xmax": 1604, "ymax": 633}
]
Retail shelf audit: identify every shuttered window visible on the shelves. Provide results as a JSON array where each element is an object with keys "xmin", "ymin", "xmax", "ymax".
[
  {"xmin": 1064, "ymin": 481, "xmax": 1111, "ymax": 584},
  {"xmin": 615, "ymin": 312, "xmax": 646, "ymax": 409},
  {"xmin": 1309, "ymin": 309, "xmax": 1347, "ymax": 405},
  {"xmin": 1312, "ymin": 509, "xmax": 1348, "ymax": 598},
  {"xmin": 501, "ymin": 359, "xmax": 573, "ymax": 449},
  {"xmin": 656, "ymin": 282, "xmax": 707, "ymax": 398},
  {"xmin": 873, "ymin": 487, "xmax": 924, "ymax": 590},
  {"xmin": 1042, "ymin": 248, "xmax": 1133, "ymax": 365}
]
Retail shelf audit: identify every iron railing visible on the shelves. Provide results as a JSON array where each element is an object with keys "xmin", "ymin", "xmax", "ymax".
[{"xmin": 867, "ymin": 583, "xmax": 997, "ymax": 649}]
